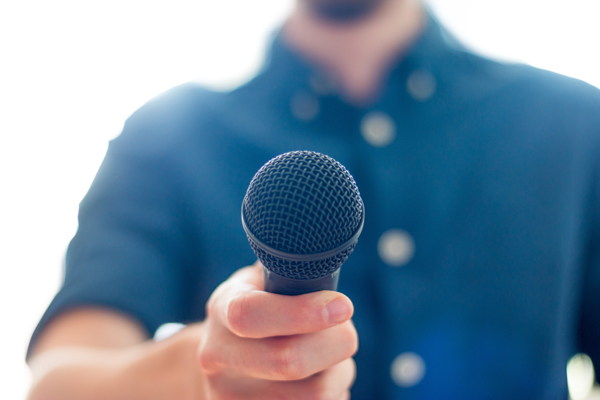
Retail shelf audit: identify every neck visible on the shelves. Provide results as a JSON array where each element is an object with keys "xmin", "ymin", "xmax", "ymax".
[{"xmin": 282, "ymin": 0, "xmax": 426, "ymax": 105}]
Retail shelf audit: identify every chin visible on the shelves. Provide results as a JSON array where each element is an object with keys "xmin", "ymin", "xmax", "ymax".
[{"xmin": 303, "ymin": 0, "xmax": 388, "ymax": 22}]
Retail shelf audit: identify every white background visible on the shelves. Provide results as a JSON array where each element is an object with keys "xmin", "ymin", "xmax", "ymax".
[{"xmin": 1, "ymin": 0, "xmax": 599, "ymax": 398}]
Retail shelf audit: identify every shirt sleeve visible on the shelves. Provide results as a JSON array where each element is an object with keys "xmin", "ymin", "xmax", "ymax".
[
  {"xmin": 28, "ymin": 97, "xmax": 201, "ymax": 356},
  {"xmin": 578, "ymin": 138, "xmax": 600, "ymax": 367}
]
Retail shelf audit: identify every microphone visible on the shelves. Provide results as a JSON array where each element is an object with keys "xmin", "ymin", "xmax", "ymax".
[{"xmin": 242, "ymin": 151, "xmax": 365, "ymax": 295}]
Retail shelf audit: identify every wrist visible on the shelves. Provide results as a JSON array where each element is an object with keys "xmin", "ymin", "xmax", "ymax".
[{"xmin": 116, "ymin": 325, "xmax": 206, "ymax": 400}]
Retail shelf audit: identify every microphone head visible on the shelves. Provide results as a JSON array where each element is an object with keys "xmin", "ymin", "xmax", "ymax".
[{"xmin": 242, "ymin": 151, "xmax": 364, "ymax": 280}]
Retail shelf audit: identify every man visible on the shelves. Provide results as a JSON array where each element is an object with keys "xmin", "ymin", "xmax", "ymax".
[{"xmin": 26, "ymin": 0, "xmax": 600, "ymax": 399}]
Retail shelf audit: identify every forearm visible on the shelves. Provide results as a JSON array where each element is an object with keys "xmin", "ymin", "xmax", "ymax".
[
  {"xmin": 28, "ymin": 346, "xmax": 137, "ymax": 400},
  {"xmin": 28, "ymin": 328, "xmax": 206, "ymax": 400}
]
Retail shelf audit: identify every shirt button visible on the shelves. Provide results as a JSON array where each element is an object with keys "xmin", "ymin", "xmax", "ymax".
[
  {"xmin": 406, "ymin": 70, "xmax": 436, "ymax": 101},
  {"xmin": 360, "ymin": 111, "xmax": 396, "ymax": 147},
  {"xmin": 378, "ymin": 229, "xmax": 415, "ymax": 267},
  {"xmin": 391, "ymin": 352, "xmax": 426, "ymax": 387},
  {"xmin": 291, "ymin": 91, "xmax": 320, "ymax": 121}
]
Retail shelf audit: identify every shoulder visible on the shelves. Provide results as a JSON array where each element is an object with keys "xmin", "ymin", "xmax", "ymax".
[
  {"xmin": 453, "ymin": 49, "xmax": 600, "ymax": 113},
  {"xmin": 110, "ymin": 83, "xmax": 225, "ymax": 157},
  {"xmin": 441, "ymin": 48, "xmax": 600, "ymax": 149},
  {"xmin": 130, "ymin": 82, "xmax": 221, "ymax": 124}
]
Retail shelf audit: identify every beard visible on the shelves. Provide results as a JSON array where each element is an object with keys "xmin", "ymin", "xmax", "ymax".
[{"xmin": 303, "ymin": 0, "xmax": 389, "ymax": 22}]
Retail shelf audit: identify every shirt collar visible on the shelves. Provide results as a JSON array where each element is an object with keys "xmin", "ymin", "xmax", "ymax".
[{"xmin": 260, "ymin": 9, "xmax": 459, "ymax": 102}]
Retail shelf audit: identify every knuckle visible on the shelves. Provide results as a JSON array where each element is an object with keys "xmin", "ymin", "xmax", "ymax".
[
  {"xmin": 347, "ymin": 358, "xmax": 357, "ymax": 382},
  {"xmin": 271, "ymin": 340, "xmax": 305, "ymax": 380},
  {"xmin": 206, "ymin": 294, "xmax": 219, "ymax": 320},
  {"xmin": 226, "ymin": 292, "xmax": 251, "ymax": 336},
  {"xmin": 197, "ymin": 343, "xmax": 221, "ymax": 375},
  {"xmin": 301, "ymin": 361, "xmax": 355, "ymax": 400},
  {"xmin": 342, "ymin": 323, "xmax": 359, "ymax": 357}
]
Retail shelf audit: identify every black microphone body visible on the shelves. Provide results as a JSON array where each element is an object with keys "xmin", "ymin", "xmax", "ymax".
[{"xmin": 242, "ymin": 151, "xmax": 364, "ymax": 295}]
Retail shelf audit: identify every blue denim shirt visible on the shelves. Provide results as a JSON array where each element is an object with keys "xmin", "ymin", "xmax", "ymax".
[{"xmin": 31, "ymin": 13, "xmax": 600, "ymax": 400}]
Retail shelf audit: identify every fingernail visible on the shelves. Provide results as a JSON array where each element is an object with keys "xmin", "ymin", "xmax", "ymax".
[{"xmin": 325, "ymin": 299, "xmax": 352, "ymax": 324}]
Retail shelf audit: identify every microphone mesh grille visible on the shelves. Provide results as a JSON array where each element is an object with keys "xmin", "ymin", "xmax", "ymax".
[
  {"xmin": 243, "ymin": 151, "xmax": 363, "ymax": 279},
  {"xmin": 249, "ymin": 242, "xmax": 356, "ymax": 280}
]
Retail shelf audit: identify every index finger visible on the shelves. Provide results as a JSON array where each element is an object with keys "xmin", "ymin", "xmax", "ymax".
[{"xmin": 212, "ymin": 262, "xmax": 354, "ymax": 339}]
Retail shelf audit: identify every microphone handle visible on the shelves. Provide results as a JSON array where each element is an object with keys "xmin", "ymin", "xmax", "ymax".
[{"xmin": 262, "ymin": 267, "xmax": 340, "ymax": 295}]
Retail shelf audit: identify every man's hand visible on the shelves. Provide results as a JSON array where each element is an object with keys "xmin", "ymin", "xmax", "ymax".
[
  {"xmin": 198, "ymin": 261, "xmax": 358, "ymax": 400},
  {"xmin": 27, "ymin": 261, "xmax": 357, "ymax": 400}
]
